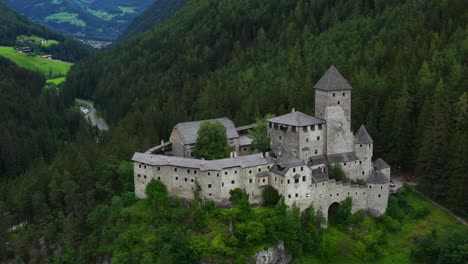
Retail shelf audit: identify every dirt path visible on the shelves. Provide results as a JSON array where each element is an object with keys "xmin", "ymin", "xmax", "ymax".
[{"xmin": 76, "ymin": 99, "xmax": 109, "ymax": 131}]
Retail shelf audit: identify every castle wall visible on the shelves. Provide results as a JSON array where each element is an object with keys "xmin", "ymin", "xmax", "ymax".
[
  {"xmin": 298, "ymin": 125, "xmax": 326, "ymax": 161},
  {"xmin": 333, "ymin": 158, "xmax": 373, "ymax": 182},
  {"xmin": 169, "ymin": 129, "xmax": 185, "ymax": 157},
  {"xmin": 324, "ymin": 106, "xmax": 354, "ymax": 155},
  {"xmin": 315, "ymin": 90, "xmax": 351, "ymax": 128},
  {"xmin": 268, "ymin": 124, "xmax": 300, "ymax": 157},
  {"xmin": 367, "ymin": 183, "xmax": 389, "ymax": 215}
]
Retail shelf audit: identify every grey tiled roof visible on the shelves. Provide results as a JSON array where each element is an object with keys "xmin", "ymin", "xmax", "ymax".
[
  {"xmin": 312, "ymin": 168, "xmax": 329, "ymax": 183},
  {"xmin": 314, "ymin": 65, "xmax": 352, "ymax": 91},
  {"xmin": 132, "ymin": 152, "xmax": 269, "ymax": 171},
  {"xmin": 308, "ymin": 155, "xmax": 326, "ymax": 167},
  {"xmin": 239, "ymin": 134, "xmax": 253, "ymax": 146},
  {"xmin": 373, "ymin": 158, "xmax": 390, "ymax": 170},
  {"xmin": 236, "ymin": 124, "xmax": 254, "ymax": 132},
  {"xmin": 327, "ymin": 152, "xmax": 359, "ymax": 163},
  {"xmin": 367, "ymin": 170, "xmax": 390, "ymax": 184},
  {"xmin": 267, "ymin": 111, "xmax": 325, "ymax": 127},
  {"xmin": 174, "ymin": 118, "xmax": 239, "ymax": 145},
  {"xmin": 354, "ymin": 125, "xmax": 374, "ymax": 144},
  {"xmin": 257, "ymin": 171, "xmax": 270, "ymax": 177},
  {"xmin": 145, "ymin": 141, "xmax": 172, "ymax": 154},
  {"xmin": 269, "ymin": 150, "xmax": 305, "ymax": 176}
]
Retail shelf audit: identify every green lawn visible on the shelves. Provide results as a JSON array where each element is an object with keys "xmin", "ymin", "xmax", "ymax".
[
  {"xmin": 0, "ymin": 46, "xmax": 72, "ymax": 77},
  {"xmin": 87, "ymin": 9, "xmax": 117, "ymax": 21},
  {"xmin": 46, "ymin": 77, "xmax": 66, "ymax": 85},
  {"xmin": 45, "ymin": 12, "xmax": 86, "ymax": 27},
  {"xmin": 17, "ymin": 35, "xmax": 59, "ymax": 47},
  {"xmin": 118, "ymin": 6, "xmax": 136, "ymax": 14}
]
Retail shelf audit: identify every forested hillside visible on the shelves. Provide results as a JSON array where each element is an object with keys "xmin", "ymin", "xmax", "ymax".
[
  {"xmin": 0, "ymin": 1, "xmax": 93, "ymax": 62},
  {"xmin": 2, "ymin": 0, "xmax": 154, "ymax": 41},
  {"xmin": 64, "ymin": 0, "xmax": 467, "ymax": 215},
  {"xmin": 0, "ymin": 57, "xmax": 83, "ymax": 179},
  {"xmin": 120, "ymin": 0, "xmax": 187, "ymax": 39}
]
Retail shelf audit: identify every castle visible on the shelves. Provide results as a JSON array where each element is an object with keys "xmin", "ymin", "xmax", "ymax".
[{"xmin": 132, "ymin": 65, "xmax": 391, "ymax": 222}]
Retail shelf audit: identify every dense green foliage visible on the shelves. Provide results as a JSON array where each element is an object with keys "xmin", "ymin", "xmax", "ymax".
[
  {"xmin": 0, "ymin": 1, "xmax": 93, "ymax": 62},
  {"xmin": 3, "ymin": 0, "xmax": 154, "ymax": 41},
  {"xmin": 262, "ymin": 186, "xmax": 280, "ymax": 207},
  {"xmin": 62, "ymin": 0, "xmax": 467, "ymax": 215},
  {"xmin": 121, "ymin": 0, "xmax": 187, "ymax": 39},
  {"xmin": 328, "ymin": 164, "xmax": 347, "ymax": 182},
  {"xmin": 249, "ymin": 117, "xmax": 271, "ymax": 153},
  {"xmin": 194, "ymin": 122, "xmax": 232, "ymax": 160},
  {"xmin": 0, "ymin": 57, "xmax": 81, "ymax": 179}
]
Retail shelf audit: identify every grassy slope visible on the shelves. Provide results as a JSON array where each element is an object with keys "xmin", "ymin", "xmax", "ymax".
[
  {"xmin": 17, "ymin": 35, "xmax": 59, "ymax": 47},
  {"xmin": 0, "ymin": 46, "xmax": 72, "ymax": 77},
  {"xmin": 293, "ymin": 189, "xmax": 464, "ymax": 264}
]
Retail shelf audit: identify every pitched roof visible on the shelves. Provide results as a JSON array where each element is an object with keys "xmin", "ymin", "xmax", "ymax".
[
  {"xmin": 308, "ymin": 155, "xmax": 326, "ymax": 167},
  {"xmin": 267, "ymin": 111, "xmax": 325, "ymax": 127},
  {"xmin": 314, "ymin": 65, "xmax": 352, "ymax": 91},
  {"xmin": 173, "ymin": 117, "xmax": 239, "ymax": 145},
  {"xmin": 327, "ymin": 152, "xmax": 359, "ymax": 163},
  {"xmin": 367, "ymin": 170, "xmax": 390, "ymax": 184},
  {"xmin": 354, "ymin": 125, "xmax": 374, "ymax": 144},
  {"xmin": 312, "ymin": 168, "xmax": 329, "ymax": 183},
  {"xmin": 132, "ymin": 152, "xmax": 269, "ymax": 171},
  {"xmin": 269, "ymin": 150, "xmax": 305, "ymax": 176},
  {"xmin": 373, "ymin": 158, "xmax": 390, "ymax": 170}
]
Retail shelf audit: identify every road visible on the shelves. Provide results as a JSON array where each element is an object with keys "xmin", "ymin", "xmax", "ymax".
[{"xmin": 76, "ymin": 99, "xmax": 109, "ymax": 131}]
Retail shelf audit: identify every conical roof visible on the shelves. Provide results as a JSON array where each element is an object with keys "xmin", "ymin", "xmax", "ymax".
[
  {"xmin": 314, "ymin": 65, "xmax": 352, "ymax": 91},
  {"xmin": 354, "ymin": 125, "xmax": 373, "ymax": 144}
]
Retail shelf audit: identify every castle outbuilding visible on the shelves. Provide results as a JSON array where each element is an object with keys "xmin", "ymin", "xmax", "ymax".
[{"xmin": 132, "ymin": 65, "xmax": 391, "ymax": 222}]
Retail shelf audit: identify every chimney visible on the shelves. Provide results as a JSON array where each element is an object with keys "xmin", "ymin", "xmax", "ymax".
[
  {"xmin": 161, "ymin": 139, "xmax": 164, "ymax": 145},
  {"xmin": 230, "ymin": 152, "xmax": 234, "ymax": 158},
  {"xmin": 292, "ymin": 108, "xmax": 296, "ymax": 113}
]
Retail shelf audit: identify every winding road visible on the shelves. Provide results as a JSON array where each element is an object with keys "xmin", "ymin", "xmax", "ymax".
[{"xmin": 76, "ymin": 99, "xmax": 109, "ymax": 131}]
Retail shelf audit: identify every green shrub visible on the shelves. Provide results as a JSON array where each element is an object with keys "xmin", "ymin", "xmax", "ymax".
[{"xmin": 262, "ymin": 186, "xmax": 280, "ymax": 206}]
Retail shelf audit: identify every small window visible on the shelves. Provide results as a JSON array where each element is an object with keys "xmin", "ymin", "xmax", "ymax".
[
  {"xmin": 337, "ymin": 101, "xmax": 341, "ymax": 104},
  {"xmin": 333, "ymin": 93, "xmax": 336, "ymax": 97},
  {"xmin": 208, "ymin": 172, "xmax": 211, "ymax": 176},
  {"xmin": 381, "ymin": 186, "xmax": 383, "ymax": 190},
  {"xmin": 369, "ymin": 185, "xmax": 372, "ymax": 189},
  {"xmin": 137, "ymin": 174, "xmax": 141, "ymax": 178},
  {"xmin": 295, "ymin": 193, "xmax": 299, "ymax": 197},
  {"xmin": 293, "ymin": 168, "xmax": 296, "ymax": 173},
  {"xmin": 144, "ymin": 165, "xmax": 147, "ymax": 169},
  {"xmin": 295, "ymin": 178, "xmax": 299, "ymax": 183},
  {"xmin": 311, "ymin": 125, "xmax": 315, "ymax": 131},
  {"xmin": 187, "ymin": 169, "xmax": 190, "ymax": 174},
  {"xmin": 175, "ymin": 176, "xmax": 178, "ymax": 181},
  {"xmin": 191, "ymin": 178, "xmax": 194, "ymax": 183},
  {"xmin": 249, "ymin": 170, "xmax": 252, "ymax": 174},
  {"xmin": 234, "ymin": 171, "xmax": 237, "ymax": 174},
  {"xmin": 275, "ymin": 177, "xmax": 277, "ymax": 182},
  {"xmin": 208, "ymin": 184, "xmax": 212, "ymax": 188},
  {"xmin": 262, "ymin": 179, "xmax": 265, "ymax": 183},
  {"xmin": 359, "ymin": 161, "xmax": 362, "ymax": 164},
  {"xmin": 249, "ymin": 179, "xmax": 252, "ymax": 183},
  {"xmin": 267, "ymin": 166, "xmax": 270, "ymax": 169},
  {"xmin": 301, "ymin": 167, "xmax": 304, "ymax": 171},
  {"xmin": 302, "ymin": 176, "xmax": 306, "ymax": 182},
  {"xmin": 209, "ymin": 193, "xmax": 212, "ymax": 196},
  {"xmin": 306, "ymin": 193, "xmax": 310, "ymax": 198},
  {"xmin": 292, "ymin": 126, "xmax": 296, "ymax": 132},
  {"xmin": 279, "ymin": 135, "xmax": 282, "ymax": 140},
  {"xmin": 184, "ymin": 178, "xmax": 188, "ymax": 182},
  {"xmin": 258, "ymin": 168, "xmax": 261, "ymax": 172},
  {"xmin": 288, "ymin": 194, "xmax": 291, "ymax": 198},
  {"xmin": 347, "ymin": 192, "xmax": 350, "ymax": 195},
  {"xmin": 315, "ymin": 150, "xmax": 318, "ymax": 154},
  {"xmin": 363, "ymin": 192, "xmax": 366, "ymax": 195},
  {"xmin": 158, "ymin": 177, "xmax": 161, "ymax": 180},
  {"xmin": 343, "ymin": 93, "xmax": 345, "ymax": 97},
  {"xmin": 337, "ymin": 193, "xmax": 339, "ymax": 196},
  {"xmin": 231, "ymin": 180, "xmax": 235, "ymax": 184},
  {"xmin": 157, "ymin": 167, "xmax": 160, "ymax": 171},
  {"xmin": 330, "ymin": 194, "xmax": 332, "ymax": 197},
  {"xmin": 317, "ymin": 136, "xmax": 320, "ymax": 141},
  {"xmin": 225, "ymin": 172, "xmax": 228, "ymax": 175},
  {"xmin": 303, "ymin": 126, "xmax": 308, "ymax": 132},
  {"xmin": 360, "ymin": 144, "xmax": 363, "ymax": 147},
  {"xmin": 268, "ymin": 122, "xmax": 272, "ymax": 128},
  {"xmin": 139, "ymin": 164, "xmax": 141, "ymax": 168},
  {"xmin": 355, "ymin": 192, "xmax": 358, "ymax": 195},
  {"xmin": 344, "ymin": 163, "xmax": 347, "ymax": 166},
  {"xmin": 244, "ymin": 148, "xmax": 247, "ymax": 151},
  {"xmin": 144, "ymin": 175, "xmax": 147, "ymax": 179},
  {"xmin": 174, "ymin": 168, "xmax": 177, "ymax": 172},
  {"xmin": 378, "ymin": 194, "xmax": 381, "ymax": 198},
  {"xmin": 362, "ymin": 171, "xmax": 365, "ymax": 175},
  {"xmin": 322, "ymin": 183, "xmax": 325, "ymax": 186},
  {"xmin": 222, "ymin": 182, "xmax": 224, "ymax": 187},
  {"xmin": 306, "ymin": 138, "xmax": 309, "ymax": 142},
  {"xmin": 318, "ymin": 124, "xmax": 322, "ymax": 130},
  {"xmin": 287, "ymin": 180, "xmax": 290, "ymax": 184}
]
